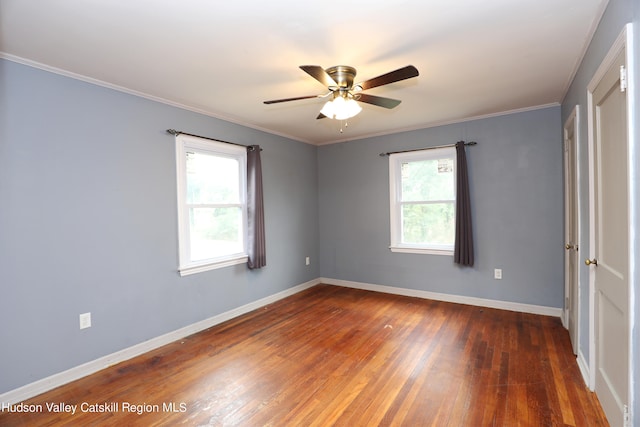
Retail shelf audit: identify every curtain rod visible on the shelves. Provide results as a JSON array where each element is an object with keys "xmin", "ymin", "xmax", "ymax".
[
  {"xmin": 166, "ymin": 129, "xmax": 260, "ymax": 151},
  {"xmin": 379, "ymin": 141, "xmax": 477, "ymax": 157}
]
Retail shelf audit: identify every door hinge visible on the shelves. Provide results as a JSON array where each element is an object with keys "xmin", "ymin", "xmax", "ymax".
[
  {"xmin": 624, "ymin": 404, "xmax": 630, "ymax": 427},
  {"xmin": 620, "ymin": 65, "xmax": 627, "ymax": 92}
]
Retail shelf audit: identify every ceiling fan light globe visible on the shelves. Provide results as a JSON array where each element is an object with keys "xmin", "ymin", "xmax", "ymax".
[
  {"xmin": 320, "ymin": 100, "xmax": 336, "ymax": 118},
  {"xmin": 336, "ymin": 101, "xmax": 362, "ymax": 120},
  {"xmin": 321, "ymin": 97, "xmax": 362, "ymax": 120}
]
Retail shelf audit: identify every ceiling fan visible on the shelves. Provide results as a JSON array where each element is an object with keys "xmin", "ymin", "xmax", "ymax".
[{"xmin": 263, "ymin": 65, "xmax": 419, "ymax": 120}]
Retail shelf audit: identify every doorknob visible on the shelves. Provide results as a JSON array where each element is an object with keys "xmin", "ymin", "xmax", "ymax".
[
  {"xmin": 565, "ymin": 244, "xmax": 574, "ymax": 250},
  {"xmin": 585, "ymin": 258, "xmax": 598, "ymax": 266}
]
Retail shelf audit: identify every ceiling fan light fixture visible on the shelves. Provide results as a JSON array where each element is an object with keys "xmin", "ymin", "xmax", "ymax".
[
  {"xmin": 264, "ymin": 64, "xmax": 418, "ymax": 124},
  {"xmin": 320, "ymin": 96, "xmax": 362, "ymax": 120}
]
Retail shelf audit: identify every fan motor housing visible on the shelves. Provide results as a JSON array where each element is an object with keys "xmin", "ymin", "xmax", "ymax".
[{"xmin": 325, "ymin": 65, "xmax": 357, "ymax": 89}]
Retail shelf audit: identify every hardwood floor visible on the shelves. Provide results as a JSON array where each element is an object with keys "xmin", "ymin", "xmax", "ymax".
[{"xmin": 1, "ymin": 284, "xmax": 608, "ymax": 426}]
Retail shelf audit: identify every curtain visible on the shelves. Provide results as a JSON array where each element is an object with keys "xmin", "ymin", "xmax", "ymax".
[
  {"xmin": 454, "ymin": 141, "xmax": 474, "ymax": 266},
  {"xmin": 247, "ymin": 145, "xmax": 266, "ymax": 269}
]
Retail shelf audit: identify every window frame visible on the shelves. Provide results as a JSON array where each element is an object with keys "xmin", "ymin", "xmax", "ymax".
[
  {"xmin": 175, "ymin": 134, "xmax": 248, "ymax": 276},
  {"xmin": 389, "ymin": 146, "xmax": 456, "ymax": 256}
]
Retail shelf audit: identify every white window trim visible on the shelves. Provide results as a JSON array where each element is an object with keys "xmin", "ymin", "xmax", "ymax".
[
  {"xmin": 389, "ymin": 146, "xmax": 456, "ymax": 256},
  {"xmin": 175, "ymin": 134, "xmax": 248, "ymax": 276}
]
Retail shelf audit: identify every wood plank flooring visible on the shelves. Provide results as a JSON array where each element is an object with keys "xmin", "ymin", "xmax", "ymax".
[{"xmin": 0, "ymin": 284, "xmax": 608, "ymax": 426}]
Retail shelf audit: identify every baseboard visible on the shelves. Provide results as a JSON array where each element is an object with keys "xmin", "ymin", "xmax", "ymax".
[
  {"xmin": 0, "ymin": 278, "xmax": 320, "ymax": 405},
  {"xmin": 1, "ymin": 276, "xmax": 563, "ymax": 405},
  {"xmin": 321, "ymin": 277, "xmax": 564, "ymax": 318},
  {"xmin": 561, "ymin": 310, "xmax": 569, "ymax": 329},
  {"xmin": 576, "ymin": 350, "xmax": 592, "ymax": 390}
]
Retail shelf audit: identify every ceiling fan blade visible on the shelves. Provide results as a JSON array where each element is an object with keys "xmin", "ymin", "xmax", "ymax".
[
  {"xmin": 263, "ymin": 94, "xmax": 322, "ymax": 104},
  {"xmin": 356, "ymin": 65, "xmax": 419, "ymax": 91},
  {"xmin": 356, "ymin": 93, "xmax": 402, "ymax": 109},
  {"xmin": 300, "ymin": 65, "xmax": 339, "ymax": 88}
]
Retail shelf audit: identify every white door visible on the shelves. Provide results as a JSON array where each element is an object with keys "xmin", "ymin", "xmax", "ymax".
[
  {"xmin": 589, "ymin": 48, "xmax": 629, "ymax": 426},
  {"xmin": 563, "ymin": 110, "xmax": 579, "ymax": 354}
]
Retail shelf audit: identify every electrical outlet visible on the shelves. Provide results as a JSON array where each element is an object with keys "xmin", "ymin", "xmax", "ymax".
[
  {"xmin": 305, "ymin": 256, "xmax": 310, "ymax": 266},
  {"xmin": 494, "ymin": 269, "xmax": 503, "ymax": 280},
  {"xmin": 79, "ymin": 312, "xmax": 92, "ymax": 329}
]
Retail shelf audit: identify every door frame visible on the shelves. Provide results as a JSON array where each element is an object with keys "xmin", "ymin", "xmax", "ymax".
[
  {"xmin": 563, "ymin": 105, "xmax": 580, "ymax": 356},
  {"xmin": 586, "ymin": 22, "xmax": 636, "ymax": 421}
]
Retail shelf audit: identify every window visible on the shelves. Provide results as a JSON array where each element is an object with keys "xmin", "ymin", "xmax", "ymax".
[
  {"xmin": 389, "ymin": 146, "xmax": 456, "ymax": 255},
  {"xmin": 175, "ymin": 134, "xmax": 248, "ymax": 275}
]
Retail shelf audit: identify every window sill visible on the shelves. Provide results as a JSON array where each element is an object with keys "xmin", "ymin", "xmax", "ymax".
[
  {"xmin": 389, "ymin": 246, "xmax": 454, "ymax": 256},
  {"xmin": 179, "ymin": 255, "xmax": 248, "ymax": 276}
]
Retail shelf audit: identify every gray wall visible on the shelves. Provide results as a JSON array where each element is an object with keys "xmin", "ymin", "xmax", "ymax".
[
  {"xmin": 0, "ymin": 59, "xmax": 320, "ymax": 393},
  {"xmin": 560, "ymin": 0, "xmax": 639, "ymax": 418},
  {"xmin": 318, "ymin": 106, "xmax": 564, "ymax": 308}
]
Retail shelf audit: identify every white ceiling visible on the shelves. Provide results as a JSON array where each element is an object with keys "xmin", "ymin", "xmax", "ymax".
[{"xmin": 0, "ymin": 0, "xmax": 608, "ymax": 145}]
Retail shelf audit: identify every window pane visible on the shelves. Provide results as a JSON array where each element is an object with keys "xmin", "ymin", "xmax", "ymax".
[
  {"xmin": 189, "ymin": 207, "xmax": 243, "ymax": 261},
  {"xmin": 186, "ymin": 152, "xmax": 240, "ymax": 204},
  {"xmin": 401, "ymin": 203, "xmax": 455, "ymax": 245},
  {"xmin": 401, "ymin": 159, "xmax": 454, "ymax": 201}
]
